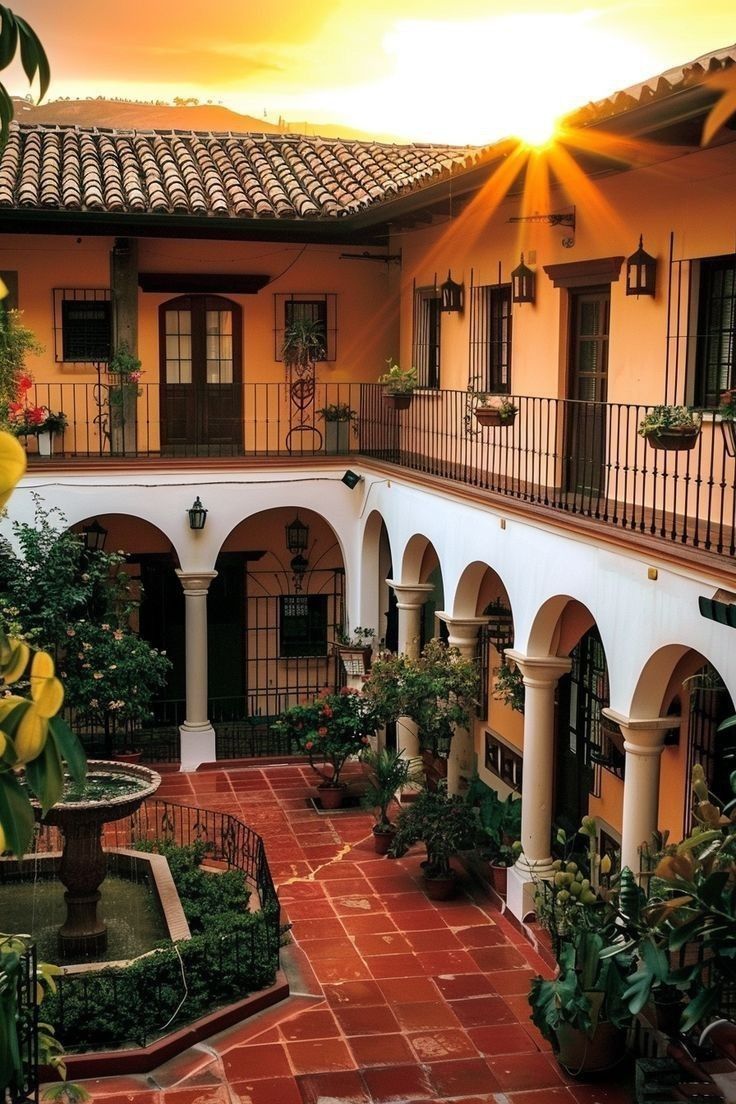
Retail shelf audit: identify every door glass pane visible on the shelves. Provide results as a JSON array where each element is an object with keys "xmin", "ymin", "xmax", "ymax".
[
  {"xmin": 206, "ymin": 309, "xmax": 233, "ymax": 384},
  {"xmin": 165, "ymin": 310, "xmax": 192, "ymax": 383}
]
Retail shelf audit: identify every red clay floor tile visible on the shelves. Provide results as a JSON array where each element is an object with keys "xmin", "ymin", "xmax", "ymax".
[
  {"xmin": 278, "ymin": 1007, "xmax": 340, "ymax": 1041},
  {"xmin": 295, "ymin": 1069, "xmax": 370, "ymax": 1104},
  {"xmin": 393, "ymin": 1000, "xmax": 461, "ymax": 1031},
  {"xmin": 433, "ymin": 972, "xmax": 498, "ymax": 1000},
  {"xmin": 346, "ymin": 1031, "xmax": 415, "ymax": 1068},
  {"xmin": 332, "ymin": 1002, "xmax": 400, "ymax": 1036},
  {"xmin": 467, "ymin": 1023, "xmax": 543, "ymax": 1054},
  {"xmin": 321, "ymin": 979, "xmax": 387, "ymax": 1006},
  {"xmin": 284, "ymin": 1037, "xmax": 355, "ymax": 1075},
  {"xmin": 222, "ymin": 1043, "xmax": 292, "ymax": 1080},
  {"xmin": 426, "ymin": 1057, "xmax": 501, "ymax": 1097},
  {"xmin": 361, "ymin": 1064, "xmax": 436, "ymax": 1102},
  {"xmin": 229, "ymin": 1077, "xmax": 304, "ymax": 1104},
  {"xmin": 406, "ymin": 1027, "xmax": 480, "ymax": 1061},
  {"xmin": 351, "ymin": 931, "xmax": 413, "ymax": 956},
  {"xmin": 450, "ymin": 994, "xmax": 518, "ymax": 1027},
  {"xmin": 486, "ymin": 1051, "xmax": 567, "ymax": 1091},
  {"xmin": 377, "ymin": 976, "xmax": 442, "ymax": 1003}
]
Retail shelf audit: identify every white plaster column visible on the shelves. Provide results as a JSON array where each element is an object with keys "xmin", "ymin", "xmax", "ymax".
[
  {"xmin": 176, "ymin": 570, "xmax": 217, "ymax": 772},
  {"xmin": 436, "ymin": 613, "xmax": 489, "ymax": 795},
  {"xmin": 504, "ymin": 650, "xmax": 572, "ymax": 922},
  {"xmin": 605, "ymin": 710, "xmax": 673, "ymax": 878},
  {"xmin": 387, "ymin": 581, "xmax": 434, "ymax": 759}
]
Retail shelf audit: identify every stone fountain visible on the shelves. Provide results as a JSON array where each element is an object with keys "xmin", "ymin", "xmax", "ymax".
[{"xmin": 36, "ymin": 760, "xmax": 161, "ymax": 958}]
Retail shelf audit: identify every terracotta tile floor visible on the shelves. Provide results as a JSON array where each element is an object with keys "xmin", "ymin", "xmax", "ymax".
[{"xmin": 67, "ymin": 764, "xmax": 635, "ymax": 1103}]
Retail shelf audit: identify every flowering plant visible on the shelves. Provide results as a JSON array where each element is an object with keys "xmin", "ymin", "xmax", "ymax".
[
  {"xmin": 378, "ymin": 360, "xmax": 418, "ymax": 395},
  {"xmin": 8, "ymin": 401, "xmax": 67, "ymax": 436},
  {"xmin": 273, "ymin": 687, "xmax": 381, "ymax": 786},
  {"xmin": 637, "ymin": 405, "xmax": 701, "ymax": 437}
]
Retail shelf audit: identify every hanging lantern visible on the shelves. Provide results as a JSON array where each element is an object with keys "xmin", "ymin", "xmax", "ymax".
[
  {"xmin": 511, "ymin": 254, "xmax": 536, "ymax": 304},
  {"xmin": 187, "ymin": 497, "xmax": 207, "ymax": 530},
  {"xmin": 626, "ymin": 235, "xmax": 657, "ymax": 297},
  {"xmin": 290, "ymin": 553, "xmax": 309, "ymax": 593},
  {"xmin": 81, "ymin": 518, "xmax": 108, "ymax": 551},
  {"xmin": 484, "ymin": 598, "xmax": 515, "ymax": 650},
  {"xmin": 285, "ymin": 514, "xmax": 309, "ymax": 554},
  {"xmin": 440, "ymin": 270, "xmax": 464, "ymax": 313}
]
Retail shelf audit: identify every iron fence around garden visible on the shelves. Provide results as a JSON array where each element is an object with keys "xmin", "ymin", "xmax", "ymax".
[
  {"xmin": 4, "ymin": 944, "xmax": 39, "ymax": 1104},
  {"xmin": 34, "ymin": 800, "xmax": 281, "ymax": 1051},
  {"xmin": 24, "ymin": 380, "xmax": 736, "ymax": 560}
]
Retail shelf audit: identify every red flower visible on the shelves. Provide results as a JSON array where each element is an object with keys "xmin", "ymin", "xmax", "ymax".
[
  {"xmin": 321, "ymin": 705, "xmax": 333, "ymax": 718},
  {"xmin": 304, "ymin": 740, "xmax": 314, "ymax": 750},
  {"xmin": 317, "ymin": 726, "xmax": 328, "ymax": 736},
  {"xmin": 28, "ymin": 406, "xmax": 47, "ymax": 425},
  {"xmin": 18, "ymin": 375, "xmax": 33, "ymax": 394}
]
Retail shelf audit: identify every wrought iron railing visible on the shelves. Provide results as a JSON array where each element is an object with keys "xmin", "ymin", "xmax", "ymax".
[
  {"xmin": 3, "ymin": 943, "xmax": 39, "ymax": 1104},
  {"xmin": 36, "ymin": 799, "xmax": 281, "ymax": 1051},
  {"xmin": 21, "ymin": 382, "xmax": 736, "ymax": 558}
]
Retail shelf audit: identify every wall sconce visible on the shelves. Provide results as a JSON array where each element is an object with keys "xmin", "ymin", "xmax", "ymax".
[
  {"xmin": 290, "ymin": 553, "xmax": 309, "ymax": 593},
  {"xmin": 483, "ymin": 598, "xmax": 515, "ymax": 650},
  {"xmin": 440, "ymin": 270, "xmax": 464, "ymax": 313},
  {"xmin": 285, "ymin": 514, "xmax": 309, "ymax": 553},
  {"xmin": 511, "ymin": 254, "xmax": 536, "ymax": 304},
  {"xmin": 188, "ymin": 497, "xmax": 207, "ymax": 530},
  {"xmin": 626, "ymin": 235, "xmax": 657, "ymax": 297},
  {"xmin": 341, "ymin": 470, "xmax": 362, "ymax": 489},
  {"xmin": 81, "ymin": 518, "xmax": 108, "ymax": 551}
]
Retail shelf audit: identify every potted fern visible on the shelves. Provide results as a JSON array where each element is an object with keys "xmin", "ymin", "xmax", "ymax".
[{"xmin": 316, "ymin": 401, "xmax": 357, "ymax": 454}]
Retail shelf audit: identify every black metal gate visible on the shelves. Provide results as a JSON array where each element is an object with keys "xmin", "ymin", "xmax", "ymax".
[
  {"xmin": 685, "ymin": 666, "xmax": 735, "ymax": 830},
  {"xmin": 555, "ymin": 627, "xmax": 609, "ymax": 831}
]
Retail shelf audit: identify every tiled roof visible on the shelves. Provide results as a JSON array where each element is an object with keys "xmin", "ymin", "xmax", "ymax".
[
  {"xmin": 0, "ymin": 124, "xmax": 480, "ymax": 219},
  {"xmin": 565, "ymin": 44, "xmax": 736, "ymax": 128}
]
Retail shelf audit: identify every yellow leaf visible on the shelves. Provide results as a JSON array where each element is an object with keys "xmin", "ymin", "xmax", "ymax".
[
  {"xmin": 31, "ymin": 675, "xmax": 64, "ymax": 718},
  {"xmin": 0, "ymin": 432, "xmax": 27, "ymax": 510},
  {"xmin": 2, "ymin": 640, "xmax": 29, "ymax": 684},
  {"xmin": 14, "ymin": 706, "xmax": 47, "ymax": 764},
  {"xmin": 0, "ymin": 822, "xmax": 6, "ymax": 852},
  {"xmin": 655, "ymin": 853, "xmax": 695, "ymax": 881},
  {"xmin": 0, "ymin": 694, "xmax": 25, "ymax": 720},
  {"xmin": 31, "ymin": 650, "xmax": 55, "ymax": 680}
]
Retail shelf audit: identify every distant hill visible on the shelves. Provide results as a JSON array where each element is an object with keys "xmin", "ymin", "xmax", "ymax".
[{"xmin": 10, "ymin": 97, "xmax": 405, "ymax": 143}]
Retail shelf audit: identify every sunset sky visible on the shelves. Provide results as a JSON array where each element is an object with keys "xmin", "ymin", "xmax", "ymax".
[{"xmin": 5, "ymin": 1, "xmax": 736, "ymax": 143}]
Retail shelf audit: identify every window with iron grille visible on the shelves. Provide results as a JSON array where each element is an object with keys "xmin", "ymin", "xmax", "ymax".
[
  {"xmin": 469, "ymin": 284, "xmax": 512, "ymax": 393},
  {"xmin": 54, "ymin": 288, "xmax": 112, "ymax": 363},
  {"xmin": 274, "ymin": 293, "xmax": 337, "ymax": 361},
  {"xmin": 695, "ymin": 255, "xmax": 736, "ymax": 407},
  {"xmin": 280, "ymin": 594, "xmax": 328, "ymax": 657},
  {"xmin": 412, "ymin": 286, "xmax": 441, "ymax": 388}
]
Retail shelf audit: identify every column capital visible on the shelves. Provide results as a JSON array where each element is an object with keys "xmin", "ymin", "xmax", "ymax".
[
  {"xmin": 436, "ymin": 613, "xmax": 488, "ymax": 637},
  {"xmin": 603, "ymin": 709, "xmax": 675, "ymax": 756},
  {"xmin": 504, "ymin": 649, "xmax": 572, "ymax": 687},
  {"xmin": 176, "ymin": 570, "xmax": 218, "ymax": 595},
  {"xmin": 386, "ymin": 580, "xmax": 434, "ymax": 608}
]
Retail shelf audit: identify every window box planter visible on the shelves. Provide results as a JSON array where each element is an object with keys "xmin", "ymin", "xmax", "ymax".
[
  {"xmin": 644, "ymin": 427, "xmax": 701, "ymax": 452},
  {"xmin": 383, "ymin": 393, "xmax": 413, "ymax": 411},
  {"xmin": 474, "ymin": 407, "xmax": 517, "ymax": 428}
]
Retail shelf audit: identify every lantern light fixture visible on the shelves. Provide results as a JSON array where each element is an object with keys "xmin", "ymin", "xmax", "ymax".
[
  {"xmin": 511, "ymin": 253, "xmax": 536, "ymax": 304},
  {"xmin": 484, "ymin": 598, "xmax": 515, "ymax": 650},
  {"xmin": 440, "ymin": 270, "xmax": 464, "ymax": 313},
  {"xmin": 81, "ymin": 518, "xmax": 108, "ymax": 552},
  {"xmin": 285, "ymin": 514, "xmax": 309, "ymax": 554},
  {"xmin": 290, "ymin": 553, "xmax": 309, "ymax": 592},
  {"xmin": 626, "ymin": 235, "xmax": 657, "ymax": 297},
  {"xmin": 187, "ymin": 497, "xmax": 207, "ymax": 530}
]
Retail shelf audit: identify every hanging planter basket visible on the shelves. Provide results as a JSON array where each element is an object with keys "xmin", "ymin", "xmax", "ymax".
[
  {"xmin": 474, "ymin": 407, "xmax": 517, "ymax": 428},
  {"xmin": 645, "ymin": 427, "xmax": 700, "ymax": 452},
  {"xmin": 383, "ymin": 393, "xmax": 413, "ymax": 411}
]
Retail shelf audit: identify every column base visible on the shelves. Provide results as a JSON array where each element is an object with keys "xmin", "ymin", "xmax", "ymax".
[
  {"xmin": 506, "ymin": 857, "xmax": 555, "ymax": 923},
  {"xmin": 179, "ymin": 722, "xmax": 216, "ymax": 772}
]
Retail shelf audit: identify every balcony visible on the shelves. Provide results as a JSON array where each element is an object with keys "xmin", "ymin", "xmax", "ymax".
[{"xmin": 18, "ymin": 381, "xmax": 736, "ymax": 560}]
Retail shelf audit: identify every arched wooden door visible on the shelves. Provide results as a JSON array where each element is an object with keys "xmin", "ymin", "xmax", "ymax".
[{"xmin": 159, "ymin": 295, "xmax": 242, "ymax": 455}]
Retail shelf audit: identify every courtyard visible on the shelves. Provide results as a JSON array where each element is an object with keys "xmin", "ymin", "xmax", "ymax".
[{"xmin": 63, "ymin": 762, "xmax": 634, "ymax": 1104}]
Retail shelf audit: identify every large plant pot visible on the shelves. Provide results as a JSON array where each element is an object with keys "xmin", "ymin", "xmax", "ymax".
[
  {"xmin": 317, "ymin": 783, "xmax": 347, "ymax": 810},
  {"xmin": 474, "ymin": 408, "xmax": 516, "ymax": 428},
  {"xmin": 383, "ymin": 393, "xmax": 412, "ymax": 411},
  {"xmin": 325, "ymin": 420, "xmax": 351, "ymax": 455},
  {"xmin": 373, "ymin": 826, "xmax": 396, "ymax": 855},
  {"xmin": 646, "ymin": 997, "xmax": 685, "ymax": 1035},
  {"xmin": 554, "ymin": 1021, "xmax": 626, "ymax": 1076},
  {"xmin": 489, "ymin": 863, "xmax": 509, "ymax": 896},
  {"xmin": 37, "ymin": 431, "xmax": 54, "ymax": 457},
  {"xmin": 646, "ymin": 428, "xmax": 700, "ymax": 452},
  {"xmin": 423, "ymin": 871, "xmax": 457, "ymax": 901}
]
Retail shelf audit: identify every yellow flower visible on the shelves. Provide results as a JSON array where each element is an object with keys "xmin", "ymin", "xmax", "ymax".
[{"xmin": 0, "ymin": 432, "xmax": 27, "ymax": 510}]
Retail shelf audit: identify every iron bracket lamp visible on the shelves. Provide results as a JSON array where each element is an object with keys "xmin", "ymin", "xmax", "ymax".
[
  {"xmin": 188, "ymin": 497, "xmax": 207, "ymax": 530},
  {"xmin": 626, "ymin": 235, "xmax": 657, "ymax": 297},
  {"xmin": 440, "ymin": 270, "xmax": 464, "ymax": 313},
  {"xmin": 81, "ymin": 518, "xmax": 108, "ymax": 552},
  {"xmin": 511, "ymin": 253, "xmax": 536, "ymax": 304},
  {"xmin": 285, "ymin": 514, "xmax": 309, "ymax": 554}
]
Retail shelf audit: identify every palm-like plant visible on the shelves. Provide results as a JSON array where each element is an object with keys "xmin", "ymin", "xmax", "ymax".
[
  {"xmin": 281, "ymin": 317, "xmax": 326, "ymax": 371},
  {"xmin": 362, "ymin": 747, "xmax": 420, "ymax": 832}
]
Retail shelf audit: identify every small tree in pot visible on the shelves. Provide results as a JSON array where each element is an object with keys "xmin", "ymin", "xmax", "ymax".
[
  {"xmin": 390, "ymin": 781, "xmax": 477, "ymax": 899},
  {"xmin": 362, "ymin": 747, "xmax": 421, "ymax": 853}
]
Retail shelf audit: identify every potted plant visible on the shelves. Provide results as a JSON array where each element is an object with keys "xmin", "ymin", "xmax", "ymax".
[
  {"xmin": 361, "ymin": 747, "xmax": 420, "ymax": 853},
  {"xmin": 333, "ymin": 626, "xmax": 374, "ymax": 676},
  {"xmin": 390, "ymin": 781, "xmax": 477, "ymax": 899},
  {"xmin": 466, "ymin": 775, "xmax": 521, "ymax": 895},
  {"xmin": 281, "ymin": 317, "xmax": 327, "ymax": 374},
  {"xmin": 378, "ymin": 360, "xmax": 418, "ymax": 411},
  {"xmin": 317, "ymin": 402, "xmax": 357, "ymax": 454},
  {"xmin": 638, "ymin": 405, "xmax": 702, "ymax": 451},
  {"xmin": 365, "ymin": 638, "xmax": 478, "ymax": 785},
  {"xmin": 9, "ymin": 403, "xmax": 67, "ymax": 456},
  {"xmin": 528, "ymin": 828, "xmax": 633, "ymax": 1075},
  {"xmin": 107, "ymin": 344, "xmax": 142, "ymax": 455},
  {"xmin": 273, "ymin": 687, "xmax": 381, "ymax": 809},
  {"xmin": 474, "ymin": 394, "xmax": 518, "ymax": 428}
]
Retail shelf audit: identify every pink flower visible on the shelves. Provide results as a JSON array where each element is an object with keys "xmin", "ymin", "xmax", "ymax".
[{"xmin": 18, "ymin": 375, "xmax": 33, "ymax": 394}]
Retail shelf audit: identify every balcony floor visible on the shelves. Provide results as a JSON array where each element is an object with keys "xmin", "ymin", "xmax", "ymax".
[{"xmin": 59, "ymin": 763, "xmax": 636, "ymax": 1104}]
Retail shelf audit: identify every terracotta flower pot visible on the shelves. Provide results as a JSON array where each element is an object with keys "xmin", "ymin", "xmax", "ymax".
[
  {"xmin": 383, "ymin": 393, "xmax": 413, "ymax": 411},
  {"xmin": 372, "ymin": 826, "xmax": 396, "ymax": 854},
  {"xmin": 113, "ymin": 750, "xmax": 143, "ymax": 765},
  {"xmin": 317, "ymin": 783, "xmax": 347, "ymax": 810},
  {"xmin": 554, "ymin": 1021, "xmax": 626, "ymax": 1075},
  {"xmin": 423, "ymin": 871, "xmax": 457, "ymax": 901},
  {"xmin": 474, "ymin": 407, "xmax": 516, "ymax": 428},
  {"xmin": 490, "ymin": 863, "xmax": 509, "ymax": 896}
]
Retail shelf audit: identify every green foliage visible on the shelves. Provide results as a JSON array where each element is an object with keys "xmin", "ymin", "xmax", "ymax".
[
  {"xmin": 390, "ymin": 781, "xmax": 477, "ymax": 877},
  {"xmin": 273, "ymin": 687, "xmax": 380, "ymax": 786},
  {"xmin": 637, "ymin": 405, "xmax": 701, "ymax": 437},
  {"xmin": 719, "ymin": 388, "xmax": 736, "ymax": 420},
  {"xmin": 476, "ymin": 395, "xmax": 518, "ymax": 419},
  {"xmin": 0, "ymin": 932, "xmax": 65, "ymax": 1091},
  {"xmin": 492, "ymin": 660, "xmax": 525, "ymax": 713},
  {"xmin": 335, "ymin": 625, "xmax": 374, "ymax": 646},
  {"xmin": 361, "ymin": 747, "xmax": 421, "ymax": 830},
  {"xmin": 365, "ymin": 638, "xmax": 478, "ymax": 759},
  {"xmin": 0, "ymin": 309, "xmax": 43, "ymax": 423},
  {"xmin": 0, "ymin": 6, "xmax": 50, "ymax": 150},
  {"xmin": 466, "ymin": 774, "xmax": 521, "ymax": 864},
  {"xmin": 44, "ymin": 839, "xmax": 279, "ymax": 1051},
  {"xmin": 377, "ymin": 360, "xmax": 418, "ymax": 394},
  {"xmin": 316, "ymin": 402, "xmax": 357, "ymax": 426},
  {"xmin": 281, "ymin": 317, "xmax": 326, "ymax": 368}
]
